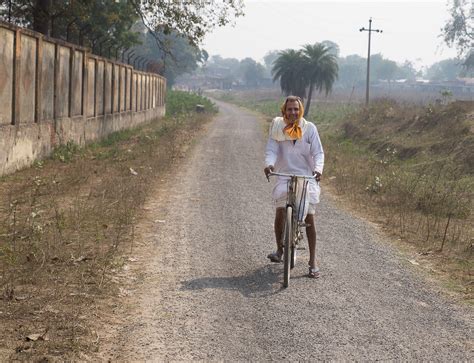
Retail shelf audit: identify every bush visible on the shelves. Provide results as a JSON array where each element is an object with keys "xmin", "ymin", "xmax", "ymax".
[
  {"xmin": 166, "ymin": 90, "xmax": 218, "ymax": 116},
  {"xmin": 52, "ymin": 142, "xmax": 80, "ymax": 163}
]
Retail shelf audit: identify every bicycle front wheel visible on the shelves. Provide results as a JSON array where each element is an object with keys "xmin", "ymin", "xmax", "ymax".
[
  {"xmin": 290, "ymin": 241, "xmax": 296, "ymax": 269},
  {"xmin": 283, "ymin": 205, "xmax": 293, "ymax": 288}
]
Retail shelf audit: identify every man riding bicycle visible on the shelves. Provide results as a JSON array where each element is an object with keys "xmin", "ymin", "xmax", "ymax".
[{"xmin": 264, "ymin": 96, "xmax": 324, "ymax": 278}]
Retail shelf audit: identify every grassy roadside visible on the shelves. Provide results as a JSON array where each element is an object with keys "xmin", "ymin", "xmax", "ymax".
[
  {"xmin": 212, "ymin": 90, "xmax": 473, "ymax": 303},
  {"xmin": 0, "ymin": 90, "xmax": 217, "ymax": 360}
]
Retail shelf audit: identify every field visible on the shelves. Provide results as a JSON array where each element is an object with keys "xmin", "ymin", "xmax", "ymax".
[
  {"xmin": 210, "ymin": 89, "xmax": 473, "ymax": 302},
  {"xmin": 0, "ymin": 90, "xmax": 217, "ymax": 360}
]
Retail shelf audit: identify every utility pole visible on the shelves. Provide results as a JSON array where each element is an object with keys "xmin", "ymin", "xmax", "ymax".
[{"xmin": 359, "ymin": 18, "xmax": 382, "ymax": 106}]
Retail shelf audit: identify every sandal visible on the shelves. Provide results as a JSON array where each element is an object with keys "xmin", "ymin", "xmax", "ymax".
[
  {"xmin": 267, "ymin": 252, "xmax": 282, "ymax": 263},
  {"xmin": 308, "ymin": 266, "xmax": 320, "ymax": 278}
]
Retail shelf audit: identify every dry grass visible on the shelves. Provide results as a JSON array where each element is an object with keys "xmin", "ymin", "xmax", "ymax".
[
  {"xmin": 321, "ymin": 99, "xmax": 473, "ymax": 302},
  {"xmin": 0, "ymin": 91, "xmax": 216, "ymax": 360}
]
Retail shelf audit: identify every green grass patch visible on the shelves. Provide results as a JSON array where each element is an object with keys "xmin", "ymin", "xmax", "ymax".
[
  {"xmin": 308, "ymin": 103, "xmax": 359, "ymax": 128},
  {"xmin": 52, "ymin": 141, "xmax": 81, "ymax": 162},
  {"xmin": 97, "ymin": 128, "xmax": 137, "ymax": 147}
]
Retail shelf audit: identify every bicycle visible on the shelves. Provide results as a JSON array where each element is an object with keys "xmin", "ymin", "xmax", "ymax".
[{"xmin": 267, "ymin": 171, "xmax": 316, "ymax": 287}]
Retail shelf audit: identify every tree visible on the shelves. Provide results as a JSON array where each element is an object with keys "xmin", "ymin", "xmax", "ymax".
[
  {"xmin": 425, "ymin": 58, "xmax": 464, "ymax": 81},
  {"xmin": 368, "ymin": 53, "xmax": 406, "ymax": 82},
  {"xmin": 134, "ymin": 28, "xmax": 207, "ymax": 86},
  {"xmin": 272, "ymin": 44, "xmax": 339, "ymax": 116},
  {"xmin": 85, "ymin": 1, "xmax": 141, "ymax": 57},
  {"xmin": 321, "ymin": 40, "xmax": 340, "ymax": 57},
  {"xmin": 395, "ymin": 60, "xmax": 419, "ymax": 81},
  {"xmin": 301, "ymin": 43, "xmax": 339, "ymax": 117},
  {"xmin": 129, "ymin": 0, "xmax": 244, "ymax": 49},
  {"xmin": 376, "ymin": 59, "xmax": 398, "ymax": 82},
  {"xmin": 1, "ymin": 0, "xmax": 141, "ymax": 56},
  {"xmin": 263, "ymin": 50, "xmax": 280, "ymax": 77},
  {"xmin": 204, "ymin": 55, "xmax": 241, "ymax": 83},
  {"xmin": 33, "ymin": 0, "xmax": 51, "ymax": 35},
  {"xmin": 1, "ymin": 0, "xmax": 244, "ymax": 56},
  {"xmin": 271, "ymin": 49, "xmax": 307, "ymax": 99},
  {"xmin": 463, "ymin": 52, "xmax": 474, "ymax": 72},
  {"xmin": 239, "ymin": 58, "xmax": 265, "ymax": 87},
  {"xmin": 336, "ymin": 55, "xmax": 419, "ymax": 89},
  {"xmin": 337, "ymin": 54, "xmax": 366, "ymax": 88},
  {"xmin": 442, "ymin": 0, "xmax": 473, "ymax": 68}
]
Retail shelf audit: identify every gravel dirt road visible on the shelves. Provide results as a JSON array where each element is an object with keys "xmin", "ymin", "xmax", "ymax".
[{"xmin": 100, "ymin": 100, "xmax": 472, "ymax": 361}]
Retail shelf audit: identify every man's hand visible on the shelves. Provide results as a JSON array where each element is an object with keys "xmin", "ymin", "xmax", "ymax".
[
  {"xmin": 264, "ymin": 165, "xmax": 274, "ymax": 180},
  {"xmin": 313, "ymin": 171, "xmax": 322, "ymax": 182}
]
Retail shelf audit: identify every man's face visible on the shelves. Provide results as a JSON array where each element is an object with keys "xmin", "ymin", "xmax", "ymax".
[{"xmin": 285, "ymin": 100, "xmax": 300, "ymax": 123}]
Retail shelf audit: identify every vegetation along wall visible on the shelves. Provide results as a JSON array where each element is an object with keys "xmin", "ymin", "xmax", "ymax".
[{"xmin": 0, "ymin": 20, "xmax": 166, "ymax": 176}]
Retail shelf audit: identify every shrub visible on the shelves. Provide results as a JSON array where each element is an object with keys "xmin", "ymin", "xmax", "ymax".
[{"xmin": 166, "ymin": 90, "xmax": 217, "ymax": 116}]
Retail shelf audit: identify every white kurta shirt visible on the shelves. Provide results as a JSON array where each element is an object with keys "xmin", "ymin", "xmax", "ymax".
[{"xmin": 265, "ymin": 117, "xmax": 325, "ymax": 204}]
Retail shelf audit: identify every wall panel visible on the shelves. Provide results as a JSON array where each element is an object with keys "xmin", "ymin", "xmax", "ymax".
[
  {"xmin": 0, "ymin": 28, "xmax": 14, "ymax": 125},
  {"xmin": 19, "ymin": 34, "xmax": 36, "ymax": 123}
]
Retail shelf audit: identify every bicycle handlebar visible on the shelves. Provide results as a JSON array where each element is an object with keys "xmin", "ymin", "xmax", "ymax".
[{"xmin": 267, "ymin": 171, "xmax": 316, "ymax": 182}]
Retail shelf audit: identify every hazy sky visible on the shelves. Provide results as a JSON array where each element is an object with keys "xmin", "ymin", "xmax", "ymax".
[{"xmin": 202, "ymin": 0, "xmax": 459, "ymax": 69}]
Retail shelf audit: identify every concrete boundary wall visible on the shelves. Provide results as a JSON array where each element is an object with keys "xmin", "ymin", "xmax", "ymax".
[{"xmin": 0, "ymin": 21, "xmax": 166, "ymax": 176}]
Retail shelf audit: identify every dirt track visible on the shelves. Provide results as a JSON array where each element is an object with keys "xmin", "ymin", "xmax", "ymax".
[{"xmin": 98, "ymin": 100, "xmax": 473, "ymax": 361}]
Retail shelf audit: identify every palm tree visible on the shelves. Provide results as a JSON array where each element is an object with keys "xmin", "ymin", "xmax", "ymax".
[
  {"xmin": 271, "ymin": 49, "xmax": 307, "ymax": 99},
  {"xmin": 302, "ymin": 43, "xmax": 339, "ymax": 117}
]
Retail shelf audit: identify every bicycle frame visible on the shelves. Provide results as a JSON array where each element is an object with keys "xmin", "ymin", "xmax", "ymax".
[{"xmin": 268, "ymin": 171, "xmax": 315, "ymax": 287}]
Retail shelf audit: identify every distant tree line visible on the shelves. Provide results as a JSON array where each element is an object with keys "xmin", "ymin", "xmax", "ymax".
[
  {"xmin": 198, "ymin": 45, "xmax": 472, "ymax": 90},
  {"xmin": 198, "ymin": 55, "xmax": 266, "ymax": 88}
]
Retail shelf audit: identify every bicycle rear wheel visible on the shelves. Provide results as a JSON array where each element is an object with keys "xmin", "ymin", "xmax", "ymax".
[{"xmin": 283, "ymin": 206, "xmax": 293, "ymax": 288}]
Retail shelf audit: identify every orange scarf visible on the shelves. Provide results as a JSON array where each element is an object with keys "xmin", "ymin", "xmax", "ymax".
[{"xmin": 283, "ymin": 122, "xmax": 303, "ymax": 139}]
